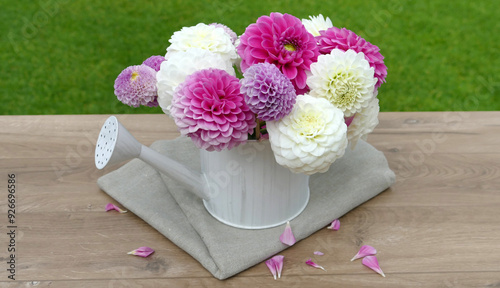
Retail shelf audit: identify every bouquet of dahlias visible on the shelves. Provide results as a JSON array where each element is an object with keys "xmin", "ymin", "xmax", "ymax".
[{"xmin": 113, "ymin": 13, "xmax": 387, "ymax": 175}]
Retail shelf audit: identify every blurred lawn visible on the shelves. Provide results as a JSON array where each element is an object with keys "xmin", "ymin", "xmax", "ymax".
[{"xmin": 1, "ymin": 0, "xmax": 499, "ymax": 115}]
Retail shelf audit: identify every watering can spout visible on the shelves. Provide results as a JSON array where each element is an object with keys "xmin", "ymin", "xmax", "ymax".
[{"xmin": 95, "ymin": 116, "xmax": 213, "ymax": 200}]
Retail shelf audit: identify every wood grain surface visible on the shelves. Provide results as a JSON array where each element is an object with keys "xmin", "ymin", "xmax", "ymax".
[{"xmin": 0, "ymin": 112, "xmax": 499, "ymax": 287}]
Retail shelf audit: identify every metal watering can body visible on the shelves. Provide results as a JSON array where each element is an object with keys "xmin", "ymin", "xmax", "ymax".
[{"xmin": 95, "ymin": 116, "xmax": 310, "ymax": 229}]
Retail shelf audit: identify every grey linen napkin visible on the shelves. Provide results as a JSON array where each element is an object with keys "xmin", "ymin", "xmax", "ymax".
[{"xmin": 97, "ymin": 137, "xmax": 395, "ymax": 280}]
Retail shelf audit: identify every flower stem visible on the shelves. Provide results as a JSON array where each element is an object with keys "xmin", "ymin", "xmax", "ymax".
[{"xmin": 255, "ymin": 118, "xmax": 261, "ymax": 140}]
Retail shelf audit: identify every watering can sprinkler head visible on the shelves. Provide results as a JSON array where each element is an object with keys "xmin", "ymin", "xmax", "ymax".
[
  {"xmin": 94, "ymin": 116, "xmax": 214, "ymax": 200},
  {"xmin": 95, "ymin": 116, "xmax": 141, "ymax": 169}
]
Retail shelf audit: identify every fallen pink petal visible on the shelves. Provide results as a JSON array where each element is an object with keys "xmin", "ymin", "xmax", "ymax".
[
  {"xmin": 314, "ymin": 251, "xmax": 324, "ymax": 256},
  {"xmin": 272, "ymin": 255, "xmax": 284, "ymax": 279},
  {"xmin": 265, "ymin": 258, "xmax": 278, "ymax": 280},
  {"xmin": 105, "ymin": 203, "xmax": 127, "ymax": 213},
  {"xmin": 351, "ymin": 245, "xmax": 377, "ymax": 261},
  {"xmin": 265, "ymin": 255, "xmax": 284, "ymax": 280},
  {"xmin": 362, "ymin": 255, "xmax": 385, "ymax": 277},
  {"xmin": 280, "ymin": 221, "xmax": 296, "ymax": 246},
  {"xmin": 127, "ymin": 246, "xmax": 154, "ymax": 257},
  {"xmin": 327, "ymin": 219, "xmax": 340, "ymax": 230},
  {"xmin": 305, "ymin": 258, "xmax": 326, "ymax": 271}
]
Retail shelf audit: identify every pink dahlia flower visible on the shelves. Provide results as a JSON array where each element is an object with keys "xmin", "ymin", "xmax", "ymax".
[
  {"xmin": 316, "ymin": 27, "xmax": 387, "ymax": 89},
  {"xmin": 240, "ymin": 62, "xmax": 296, "ymax": 121},
  {"xmin": 142, "ymin": 55, "xmax": 166, "ymax": 72},
  {"xmin": 238, "ymin": 12, "xmax": 319, "ymax": 94},
  {"xmin": 170, "ymin": 68, "xmax": 256, "ymax": 151},
  {"xmin": 114, "ymin": 65, "xmax": 158, "ymax": 107}
]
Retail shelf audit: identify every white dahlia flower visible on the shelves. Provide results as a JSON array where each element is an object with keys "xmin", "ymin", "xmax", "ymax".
[
  {"xmin": 347, "ymin": 96, "xmax": 380, "ymax": 149},
  {"xmin": 307, "ymin": 49, "xmax": 377, "ymax": 117},
  {"xmin": 156, "ymin": 48, "xmax": 235, "ymax": 115},
  {"xmin": 166, "ymin": 23, "xmax": 238, "ymax": 63},
  {"xmin": 301, "ymin": 14, "xmax": 333, "ymax": 36},
  {"xmin": 267, "ymin": 94, "xmax": 348, "ymax": 175}
]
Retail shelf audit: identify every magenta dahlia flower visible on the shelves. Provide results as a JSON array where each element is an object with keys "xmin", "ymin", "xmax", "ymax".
[
  {"xmin": 238, "ymin": 12, "xmax": 319, "ymax": 94},
  {"xmin": 114, "ymin": 65, "xmax": 158, "ymax": 107},
  {"xmin": 142, "ymin": 55, "xmax": 166, "ymax": 72},
  {"xmin": 240, "ymin": 62, "xmax": 296, "ymax": 121},
  {"xmin": 316, "ymin": 27, "xmax": 387, "ymax": 89},
  {"xmin": 170, "ymin": 68, "xmax": 256, "ymax": 151}
]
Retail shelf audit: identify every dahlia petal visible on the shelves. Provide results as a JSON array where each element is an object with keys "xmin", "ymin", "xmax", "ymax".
[
  {"xmin": 347, "ymin": 96, "xmax": 379, "ymax": 148},
  {"xmin": 201, "ymin": 111, "xmax": 213, "ymax": 122},
  {"xmin": 294, "ymin": 70, "xmax": 308, "ymax": 90},
  {"xmin": 251, "ymin": 49, "xmax": 269, "ymax": 60},
  {"xmin": 264, "ymin": 255, "xmax": 286, "ymax": 279},
  {"xmin": 142, "ymin": 55, "xmax": 166, "ymax": 72},
  {"xmin": 247, "ymin": 36, "xmax": 264, "ymax": 48},
  {"xmin": 224, "ymin": 113, "xmax": 237, "ymax": 123},
  {"xmin": 272, "ymin": 14, "xmax": 287, "ymax": 32},
  {"xmin": 273, "ymin": 255, "xmax": 284, "ymax": 278},
  {"xmin": 279, "ymin": 221, "xmax": 296, "ymax": 246},
  {"xmin": 305, "ymin": 259, "xmax": 326, "ymax": 271},
  {"xmin": 200, "ymin": 120, "xmax": 219, "ymax": 131},
  {"xmin": 256, "ymin": 21, "xmax": 272, "ymax": 35},
  {"xmin": 302, "ymin": 14, "xmax": 333, "ymax": 36},
  {"xmin": 265, "ymin": 258, "xmax": 277, "ymax": 280},
  {"xmin": 314, "ymin": 251, "xmax": 324, "ymax": 256},
  {"xmin": 262, "ymin": 39, "xmax": 275, "ymax": 50},
  {"xmin": 127, "ymin": 246, "xmax": 154, "ymax": 257},
  {"xmin": 351, "ymin": 245, "xmax": 377, "ymax": 261},
  {"xmin": 212, "ymin": 22, "xmax": 237, "ymax": 41},
  {"xmin": 281, "ymin": 64, "xmax": 298, "ymax": 80},
  {"xmin": 362, "ymin": 256, "xmax": 385, "ymax": 277},
  {"xmin": 345, "ymin": 115, "xmax": 356, "ymax": 127},
  {"xmin": 327, "ymin": 219, "xmax": 340, "ymax": 231},
  {"xmin": 105, "ymin": 203, "xmax": 127, "ymax": 213}
]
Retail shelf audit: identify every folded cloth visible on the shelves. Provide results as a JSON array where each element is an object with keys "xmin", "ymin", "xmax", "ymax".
[{"xmin": 97, "ymin": 137, "xmax": 395, "ymax": 280}]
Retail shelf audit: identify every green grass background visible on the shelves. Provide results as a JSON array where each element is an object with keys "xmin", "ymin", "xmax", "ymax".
[{"xmin": 1, "ymin": 0, "xmax": 499, "ymax": 115}]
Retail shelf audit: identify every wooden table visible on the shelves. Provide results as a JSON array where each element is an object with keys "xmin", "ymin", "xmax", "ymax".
[{"xmin": 1, "ymin": 112, "xmax": 499, "ymax": 287}]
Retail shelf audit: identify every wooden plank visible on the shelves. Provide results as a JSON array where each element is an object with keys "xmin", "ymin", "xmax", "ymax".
[
  {"xmin": 1, "ymin": 272, "xmax": 500, "ymax": 288},
  {"xmin": 369, "ymin": 111, "xmax": 500, "ymax": 154},
  {"xmin": 386, "ymin": 152, "xmax": 500, "ymax": 191},
  {"xmin": 0, "ymin": 115, "xmax": 180, "ymax": 159},
  {"xmin": 376, "ymin": 111, "xmax": 500, "ymax": 130}
]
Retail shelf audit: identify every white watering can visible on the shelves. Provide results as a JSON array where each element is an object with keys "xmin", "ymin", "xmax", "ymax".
[{"xmin": 95, "ymin": 116, "xmax": 310, "ymax": 229}]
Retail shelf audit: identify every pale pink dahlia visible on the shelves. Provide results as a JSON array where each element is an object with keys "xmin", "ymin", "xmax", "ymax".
[
  {"xmin": 316, "ymin": 27, "xmax": 387, "ymax": 89},
  {"xmin": 240, "ymin": 62, "xmax": 296, "ymax": 121},
  {"xmin": 238, "ymin": 12, "xmax": 319, "ymax": 94},
  {"xmin": 114, "ymin": 65, "xmax": 158, "ymax": 107},
  {"xmin": 142, "ymin": 55, "xmax": 166, "ymax": 72},
  {"xmin": 170, "ymin": 68, "xmax": 256, "ymax": 151}
]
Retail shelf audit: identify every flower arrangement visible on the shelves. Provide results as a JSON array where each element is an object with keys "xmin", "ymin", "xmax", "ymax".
[{"xmin": 113, "ymin": 13, "xmax": 387, "ymax": 175}]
